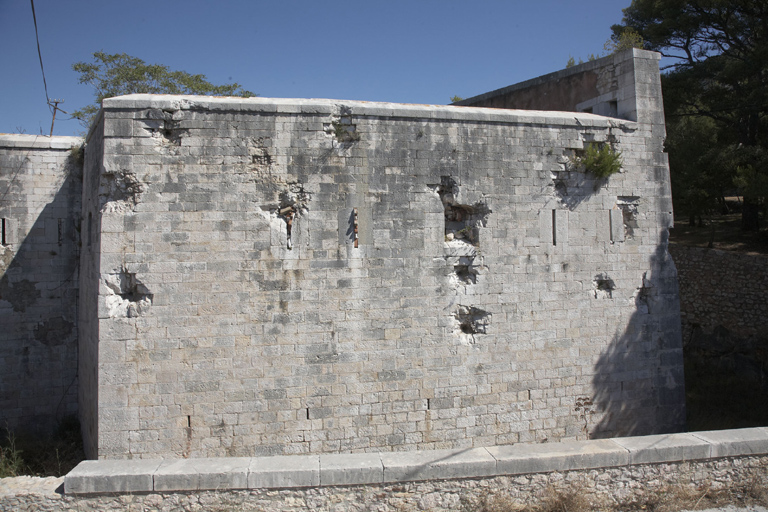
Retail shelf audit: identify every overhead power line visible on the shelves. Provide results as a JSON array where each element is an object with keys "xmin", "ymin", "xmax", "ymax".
[
  {"xmin": 30, "ymin": 0, "xmax": 50, "ymax": 106},
  {"xmin": 30, "ymin": 0, "xmax": 71, "ymax": 135}
]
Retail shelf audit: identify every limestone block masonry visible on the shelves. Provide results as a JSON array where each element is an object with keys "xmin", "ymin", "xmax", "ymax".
[
  {"xmin": 77, "ymin": 48, "xmax": 685, "ymax": 459},
  {"xmin": 0, "ymin": 134, "xmax": 82, "ymax": 432}
]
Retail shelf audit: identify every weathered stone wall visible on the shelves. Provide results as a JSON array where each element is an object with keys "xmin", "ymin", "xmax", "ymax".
[
  {"xmin": 458, "ymin": 48, "xmax": 655, "ymax": 123},
  {"xmin": 669, "ymin": 243, "xmax": 768, "ymax": 403},
  {"xmin": 0, "ymin": 134, "xmax": 82, "ymax": 433},
  {"xmin": 80, "ymin": 50, "xmax": 683, "ymax": 459},
  {"xmin": 78, "ymin": 117, "xmax": 106, "ymax": 458}
]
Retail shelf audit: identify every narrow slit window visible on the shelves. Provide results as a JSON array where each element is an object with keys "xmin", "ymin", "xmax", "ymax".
[
  {"xmin": 552, "ymin": 209, "xmax": 557, "ymax": 246},
  {"xmin": 353, "ymin": 208, "xmax": 359, "ymax": 248},
  {"xmin": 1, "ymin": 218, "xmax": 7, "ymax": 246}
]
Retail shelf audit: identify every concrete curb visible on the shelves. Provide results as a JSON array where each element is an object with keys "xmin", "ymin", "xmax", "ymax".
[{"xmin": 64, "ymin": 427, "xmax": 768, "ymax": 494}]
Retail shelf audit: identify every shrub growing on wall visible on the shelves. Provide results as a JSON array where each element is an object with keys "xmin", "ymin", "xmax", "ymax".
[{"xmin": 577, "ymin": 142, "xmax": 622, "ymax": 178}]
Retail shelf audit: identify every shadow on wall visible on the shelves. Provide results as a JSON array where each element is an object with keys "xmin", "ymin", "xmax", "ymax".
[
  {"xmin": 590, "ymin": 230, "xmax": 686, "ymax": 438},
  {"xmin": 0, "ymin": 160, "xmax": 81, "ymax": 434}
]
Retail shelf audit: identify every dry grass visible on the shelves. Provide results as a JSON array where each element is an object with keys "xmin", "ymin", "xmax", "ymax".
[
  {"xmin": 469, "ymin": 487, "xmax": 601, "ymax": 512},
  {"xmin": 469, "ymin": 478, "xmax": 768, "ymax": 512},
  {"xmin": 0, "ymin": 415, "xmax": 84, "ymax": 477}
]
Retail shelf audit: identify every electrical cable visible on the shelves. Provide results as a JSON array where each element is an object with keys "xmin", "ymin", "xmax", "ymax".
[{"xmin": 30, "ymin": 0, "xmax": 51, "ymax": 109}]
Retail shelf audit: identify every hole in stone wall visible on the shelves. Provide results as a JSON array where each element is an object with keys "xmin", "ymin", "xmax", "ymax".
[
  {"xmin": 592, "ymin": 273, "xmax": 616, "ymax": 299},
  {"xmin": 279, "ymin": 205, "xmax": 295, "ymax": 250},
  {"xmin": 1, "ymin": 218, "xmax": 7, "ymax": 246},
  {"xmin": 248, "ymin": 138, "xmax": 273, "ymax": 171},
  {"xmin": 275, "ymin": 185, "xmax": 310, "ymax": 251},
  {"xmin": 324, "ymin": 110, "xmax": 360, "ymax": 144},
  {"xmin": 454, "ymin": 305, "xmax": 491, "ymax": 335},
  {"xmin": 617, "ymin": 196, "xmax": 640, "ymax": 239},
  {"xmin": 104, "ymin": 269, "xmax": 153, "ymax": 318},
  {"xmin": 251, "ymin": 148, "xmax": 272, "ymax": 166},
  {"xmin": 434, "ymin": 177, "xmax": 491, "ymax": 247},
  {"xmin": 158, "ymin": 116, "xmax": 186, "ymax": 146},
  {"xmin": 454, "ymin": 264, "xmax": 478, "ymax": 284}
]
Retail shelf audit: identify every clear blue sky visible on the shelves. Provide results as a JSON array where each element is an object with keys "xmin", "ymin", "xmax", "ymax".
[{"xmin": 1, "ymin": 0, "xmax": 631, "ymax": 137}]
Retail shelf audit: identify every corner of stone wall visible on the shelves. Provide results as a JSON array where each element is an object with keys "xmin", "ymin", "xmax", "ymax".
[{"xmin": 78, "ymin": 116, "xmax": 106, "ymax": 460}]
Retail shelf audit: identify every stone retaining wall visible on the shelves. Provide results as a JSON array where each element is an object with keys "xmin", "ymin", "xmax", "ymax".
[
  {"xmin": 669, "ymin": 244, "xmax": 768, "ymax": 339},
  {"xmin": 669, "ymin": 243, "xmax": 768, "ymax": 403},
  {"xmin": 2, "ymin": 428, "xmax": 767, "ymax": 511}
]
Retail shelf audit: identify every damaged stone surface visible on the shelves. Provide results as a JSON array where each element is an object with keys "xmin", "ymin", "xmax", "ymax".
[
  {"xmin": 324, "ymin": 106, "xmax": 360, "ymax": 144},
  {"xmin": 454, "ymin": 305, "xmax": 491, "ymax": 337},
  {"xmin": 434, "ymin": 176, "xmax": 491, "ymax": 247},
  {"xmin": 62, "ymin": 49, "xmax": 684, "ymax": 459},
  {"xmin": 593, "ymin": 273, "xmax": 616, "ymax": 299},
  {"xmin": 99, "ymin": 169, "xmax": 144, "ymax": 213},
  {"xmin": 103, "ymin": 269, "xmax": 152, "ymax": 318}
]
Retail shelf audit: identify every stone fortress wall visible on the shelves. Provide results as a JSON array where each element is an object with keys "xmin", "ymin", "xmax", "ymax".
[
  {"xmin": 0, "ymin": 49, "xmax": 686, "ymax": 461},
  {"xmin": 78, "ymin": 48, "xmax": 684, "ymax": 459},
  {"xmin": 0, "ymin": 135, "xmax": 82, "ymax": 432}
]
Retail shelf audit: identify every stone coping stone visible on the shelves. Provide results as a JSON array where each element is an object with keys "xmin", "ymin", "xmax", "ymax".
[
  {"xmin": 248, "ymin": 455, "xmax": 319, "ymax": 488},
  {"xmin": 690, "ymin": 427, "xmax": 768, "ymax": 458},
  {"xmin": 319, "ymin": 453, "xmax": 384, "ymax": 486},
  {"xmin": 65, "ymin": 459, "xmax": 162, "ymax": 494},
  {"xmin": 612, "ymin": 433, "xmax": 712, "ymax": 464},
  {"xmin": 0, "ymin": 133, "xmax": 82, "ymax": 149},
  {"xmin": 487, "ymin": 439, "xmax": 630, "ymax": 475},
  {"xmin": 154, "ymin": 457, "xmax": 250, "ymax": 491},
  {"xmin": 380, "ymin": 447, "xmax": 496, "ymax": 482},
  {"xmin": 64, "ymin": 427, "xmax": 768, "ymax": 495},
  {"xmin": 102, "ymin": 95, "xmax": 630, "ymax": 130}
]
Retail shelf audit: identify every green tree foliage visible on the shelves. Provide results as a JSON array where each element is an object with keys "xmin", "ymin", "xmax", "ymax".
[
  {"xmin": 613, "ymin": 0, "xmax": 768, "ymax": 229},
  {"xmin": 567, "ymin": 29, "xmax": 643, "ymax": 68},
  {"xmin": 603, "ymin": 28, "xmax": 644, "ymax": 54},
  {"xmin": 576, "ymin": 143, "xmax": 623, "ymax": 179},
  {"xmin": 72, "ymin": 52, "xmax": 255, "ymax": 127}
]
